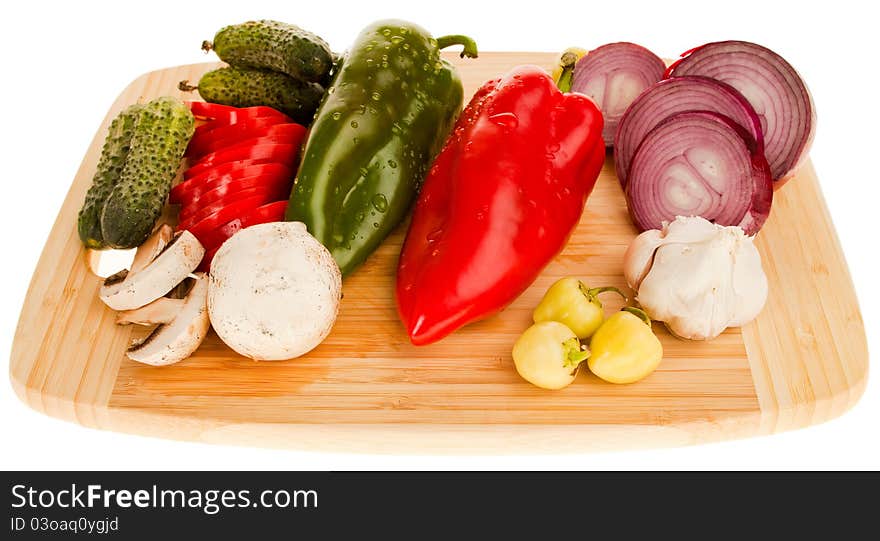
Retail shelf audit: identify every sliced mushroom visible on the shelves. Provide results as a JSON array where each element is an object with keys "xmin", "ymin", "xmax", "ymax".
[
  {"xmin": 116, "ymin": 297, "xmax": 185, "ymax": 325},
  {"xmin": 126, "ymin": 273, "xmax": 210, "ymax": 366},
  {"xmin": 100, "ymin": 229, "xmax": 204, "ymax": 311},
  {"xmin": 129, "ymin": 224, "xmax": 174, "ymax": 274}
]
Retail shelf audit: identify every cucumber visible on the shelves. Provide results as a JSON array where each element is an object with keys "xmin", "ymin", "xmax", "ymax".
[
  {"xmin": 100, "ymin": 97, "xmax": 194, "ymax": 249},
  {"xmin": 77, "ymin": 103, "xmax": 143, "ymax": 249},
  {"xmin": 182, "ymin": 66, "xmax": 325, "ymax": 126},
  {"xmin": 203, "ymin": 20, "xmax": 333, "ymax": 85}
]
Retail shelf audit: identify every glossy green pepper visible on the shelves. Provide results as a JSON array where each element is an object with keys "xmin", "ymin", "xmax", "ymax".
[
  {"xmin": 532, "ymin": 278, "xmax": 626, "ymax": 339},
  {"xmin": 286, "ymin": 19, "xmax": 478, "ymax": 275}
]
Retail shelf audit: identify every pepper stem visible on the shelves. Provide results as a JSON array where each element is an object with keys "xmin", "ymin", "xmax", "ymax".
[
  {"xmin": 177, "ymin": 80, "xmax": 198, "ymax": 92},
  {"xmin": 201, "ymin": 40, "xmax": 213, "ymax": 54},
  {"xmin": 577, "ymin": 282, "xmax": 628, "ymax": 304},
  {"xmin": 436, "ymin": 35, "xmax": 479, "ymax": 59},
  {"xmin": 622, "ymin": 306, "xmax": 653, "ymax": 328},
  {"xmin": 562, "ymin": 337, "xmax": 590, "ymax": 368},
  {"xmin": 555, "ymin": 50, "xmax": 580, "ymax": 92}
]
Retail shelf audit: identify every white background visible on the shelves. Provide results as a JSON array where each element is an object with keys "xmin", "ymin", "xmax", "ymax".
[{"xmin": 1, "ymin": 0, "xmax": 877, "ymax": 470}]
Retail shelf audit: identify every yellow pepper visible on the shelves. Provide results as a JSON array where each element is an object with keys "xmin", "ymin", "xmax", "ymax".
[
  {"xmin": 512, "ymin": 321, "xmax": 590, "ymax": 390},
  {"xmin": 532, "ymin": 278, "xmax": 626, "ymax": 339},
  {"xmin": 551, "ymin": 47, "xmax": 588, "ymax": 92},
  {"xmin": 588, "ymin": 307, "xmax": 663, "ymax": 384}
]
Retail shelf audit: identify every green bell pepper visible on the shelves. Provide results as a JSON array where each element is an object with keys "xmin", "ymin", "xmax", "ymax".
[{"xmin": 285, "ymin": 19, "xmax": 477, "ymax": 276}]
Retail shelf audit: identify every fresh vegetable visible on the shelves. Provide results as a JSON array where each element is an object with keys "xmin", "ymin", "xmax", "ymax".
[
  {"xmin": 124, "ymin": 273, "xmax": 210, "ymax": 366},
  {"xmin": 587, "ymin": 307, "xmax": 663, "ymax": 384},
  {"xmin": 176, "ymin": 175, "xmax": 290, "ymax": 222},
  {"xmin": 665, "ymin": 40, "xmax": 815, "ymax": 185},
  {"xmin": 570, "ymin": 42, "xmax": 665, "ymax": 147},
  {"xmin": 286, "ymin": 19, "xmax": 477, "ymax": 276},
  {"xmin": 186, "ymin": 120, "xmax": 304, "ymax": 159},
  {"xmin": 185, "ymin": 143, "xmax": 298, "ymax": 179},
  {"xmin": 170, "ymin": 162, "xmax": 291, "ymax": 205},
  {"xmin": 100, "ymin": 97, "xmax": 194, "ymax": 249},
  {"xmin": 179, "ymin": 66, "xmax": 324, "ymax": 126},
  {"xmin": 551, "ymin": 47, "xmax": 587, "ymax": 92},
  {"xmin": 623, "ymin": 216, "xmax": 768, "ymax": 340},
  {"xmin": 208, "ymin": 222, "xmax": 342, "ymax": 361},
  {"xmin": 178, "ymin": 190, "xmax": 284, "ymax": 231},
  {"xmin": 614, "ymin": 76, "xmax": 764, "ymax": 188},
  {"xmin": 77, "ymin": 103, "xmax": 143, "ymax": 249},
  {"xmin": 532, "ymin": 278, "xmax": 626, "ymax": 339},
  {"xmin": 625, "ymin": 111, "xmax": 773, "ymax": 235},
  {"xmin": 99, "ymin": 227, "xmax": 205, "ymax": 311},
  {"xmin": 512, "ymin": 321, "xmax": 589, "ymax": 390},
  {"xmin": 188, "ymin": 102, "xmax": 290, "ymax": 125},
  {"xmin": 202, "ymin": 20, "xmax": 333, "ymax": 84},
  {"xmin": 396, "ymin": 65, "xmax": 605, "ymax": 345}
]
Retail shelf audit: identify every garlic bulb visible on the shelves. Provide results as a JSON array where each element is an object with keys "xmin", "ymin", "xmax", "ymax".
[{"xmin": 623, "ymin": 216, "xmax": 768, "ymax": 340}]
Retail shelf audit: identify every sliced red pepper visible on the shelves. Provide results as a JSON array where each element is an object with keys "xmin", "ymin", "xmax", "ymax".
[
  {"xmin": 188, "ymin": 123, "xmax": 306, "ymax": 160},
  {"xmin": 184, "ymin": 195, "xmax": 280, "ymax": 242},
  {"xmin": 178, "ymin": 177, "xmax": 292, "ymax": 224},
  {"xmin": 187, "ymin": 101, "xmax": 290, "ymax": 124},
  {"xmin": 171, "ymin": 163, "xmax": 292, "ymax": 206},
  {"xmin": 396, "ymin": 66, "xmax": 606, "ymax": 346},
  {"xmin": 188, "ymin": 118, "xmax": 302, "ymax": 155},
  {"xmin": 195, "ymin": 201, "xmax": 289, "ymax": 271},
  {"xmin": 178, "ymin": 186, "xmax": 285, "ymax": 231},
  {"xmin": 185, "ymin": 143, "xmax": 299, "ymax": 179}
]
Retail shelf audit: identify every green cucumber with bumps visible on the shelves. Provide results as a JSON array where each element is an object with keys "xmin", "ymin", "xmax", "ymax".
[
  {"xmin": 179, "ymin": 66, "xmax": 325, "ymax": 125},
  {"xmin": 100, "ymin": 97, "xmax": 194, "ymax": 249},
  {"xmin": 77, "ymin": 103, "xmax": 143, "ymax": 249},
  {"xmin": 203, "ymin": 20, "xmax": 333, "ymax": 85}
]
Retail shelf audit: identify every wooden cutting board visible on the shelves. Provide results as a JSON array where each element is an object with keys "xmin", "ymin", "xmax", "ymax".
[{"xmin": 9, "ymin": 53, "xmax": 868, "ymax": 453}]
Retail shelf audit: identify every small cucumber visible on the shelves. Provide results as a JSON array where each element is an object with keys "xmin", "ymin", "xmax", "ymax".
[
  {"xmin": 180, "ymin": 66, "xmax": 325, "ymax": 125},
  {"xmin": 204, "ymin": 20, "xmax": 333, "ymax": 85},
  {"xmin": 77, "ymin": 103, "xmax": 143, "ymax": 249},
  {"xmin": 100, "ymin": 97, "xmax": 194, "ymax": 249}
]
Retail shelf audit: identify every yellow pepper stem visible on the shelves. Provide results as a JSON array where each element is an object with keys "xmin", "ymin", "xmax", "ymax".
[
  {"xmin": 584, "ymin": 285, "xmax": 628, "ymax": 303},
  {"xmin": 562, "ymin": 337, "xmax": 590, "ymax": 368},
  {"xmin": 622, "ymin": 306, "xmax": 653, "ymax": 328}
]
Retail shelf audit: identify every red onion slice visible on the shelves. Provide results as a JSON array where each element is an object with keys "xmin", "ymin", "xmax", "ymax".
[
  {"xmin": 625, "ymin": 111, "xmax": 772, "ymax": 235},
  {"xmin": 666, "ymin": 40, "xmax": 815, "ymax": 185},
  {"xmin": 571, "ymin": 42, "xmax": 665, "ymax": 147},
  {"xmin": 614, "ymin": 76, "xmax": 763, "ymax": 189}
]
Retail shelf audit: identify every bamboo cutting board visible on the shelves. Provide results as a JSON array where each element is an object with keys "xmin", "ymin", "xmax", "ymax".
[{"xmin": 9, "ymin": 53, "xmax": 868, "ymax": 453}]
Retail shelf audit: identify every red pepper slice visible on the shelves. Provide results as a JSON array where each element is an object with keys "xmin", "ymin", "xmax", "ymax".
[
  {"xmin": 195, "ymin": 201, "xmax": 289, "ymax": 271},
  {"xmin": 188, "ymin": 123, "xmax": 306, "ymax": 160},
  {"xmin": 178, "ymin": 186, "xmax": 285, "ymax": 231},
  {"xmin": 396, "ymin": 66, "xmax": 606, "ymax": 346},
  {"xmin": 178, "ymin": 176, "xmax": 291, "ymax": 224},
  {"xmin": 171, "ymin": 162, "xmax": 292, "ymax": 205},
  {"xmin": 185, "ymin": 143, "xmax": 298, "ymax": 179},
  {"xmin": 187, "ymin": 101, "xmax": 290, "ymax": 124},
  {"xmin": 183, "ymin": 194, "xmax": 280, "ymax": 242}
]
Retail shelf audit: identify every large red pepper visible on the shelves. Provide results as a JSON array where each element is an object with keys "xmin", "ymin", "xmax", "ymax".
[{"xmin": 396, "ymin": 65, "xmax": 605, "ymax": 345}]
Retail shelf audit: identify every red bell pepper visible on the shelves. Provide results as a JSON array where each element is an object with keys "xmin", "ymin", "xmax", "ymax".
[
  {"xmin": 171, "ymin": 163, "xmax": 292, "ymax": 206},
  {"xmin": 178, "ymin": 187, "xmax": 284, "ymax": 231},
  {"xmin": 187, "ymin": 121, "xmax": 304, "ymax": 158},
  {"xmin": 396, "ymin": 65, "xmax": 606, "ymax": 346},
  {"xmin": 185, "ymin": 143, "xmax": 299, "ymax": 179},
  {"xmin": 188, "ymin": 101, "xmax": 290, "ymax": 124},
  {"xmin": 184, "ymin": 194, "xmax": 278, "ymax": 242}
]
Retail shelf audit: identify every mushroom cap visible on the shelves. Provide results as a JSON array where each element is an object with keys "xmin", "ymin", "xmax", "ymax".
[{"xmin": 207, "ymin": 222, "xmax": 342, "ymax": 361}]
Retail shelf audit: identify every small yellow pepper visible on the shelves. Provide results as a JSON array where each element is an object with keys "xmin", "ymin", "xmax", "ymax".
[
  {"xmin": 532, "ymin": 278, "xmax": 626, "ymax": 339},
  {"xmin": 512, "ymin": 321, "xmax": 590, "ymax": 390},
  {"xmin": 588, "ymin": 307, "xmax": 663, "ymax": 384}
]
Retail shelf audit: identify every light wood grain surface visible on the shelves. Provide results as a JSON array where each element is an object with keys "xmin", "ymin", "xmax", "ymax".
[{"xmin": 8, "ymin": 53, "xmax": 868, "ymax": 453}]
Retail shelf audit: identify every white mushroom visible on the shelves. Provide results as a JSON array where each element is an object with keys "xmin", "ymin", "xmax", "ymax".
[
  {"xmin": 208, "ymin": 221, "xmax": 342, "ymax": 361},
  {"xmin": 100, "ymin": 228, "xmax": 204, "ymax": 311},
  {"xmin": 622, "ymin": 216, "xmax": 768, "ymax": 340},
  {"xmin": 126, "ymin": 273, "xmax": 210, "ymax": 366}
]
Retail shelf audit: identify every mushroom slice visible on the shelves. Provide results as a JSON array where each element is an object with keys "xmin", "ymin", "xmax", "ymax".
[
  {"xmin": 129, "ymin": 224, "xmax": 174, "ymax": 274},
  {"xmin": 100, "ymin": 230, "xmax": 204, "ymax": 311},
  {"xmin": 116, "ymin": 297, "xmax": 185, "ymax": 325},
  {"xmin": 127, "ymin": 273, "xmax": 210, "ymax": 366}
]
